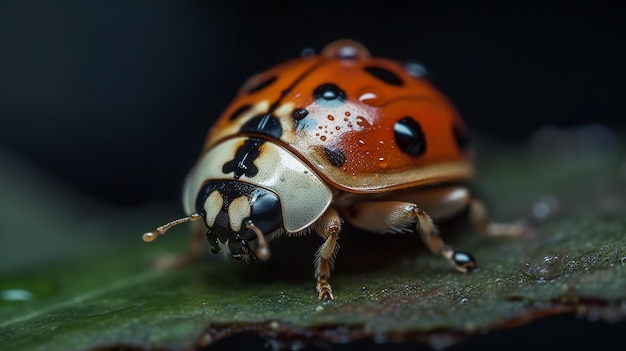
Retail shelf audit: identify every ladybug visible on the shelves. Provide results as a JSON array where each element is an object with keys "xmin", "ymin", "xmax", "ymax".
[{"xmin": 143, "ymin": 39, "xmax": 523, "ymax": 301}]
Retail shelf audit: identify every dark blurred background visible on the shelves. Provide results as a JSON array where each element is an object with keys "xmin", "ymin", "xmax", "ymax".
[{"xmin": 0, "ymin": 0, "xmax": 623, "ymax": 208}]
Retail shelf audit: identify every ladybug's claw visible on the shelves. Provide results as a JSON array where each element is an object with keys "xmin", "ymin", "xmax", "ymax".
[
  {"xmin": 452, "ymin": 250, "xmax": 478, "ymax": 273},
  {"xmin": 442, "ymin": 248, "xmax": 478, "ymax": 273},
  {"xmin": 317, "ymin": 279, "xmax": 334, "ymax": 302}
]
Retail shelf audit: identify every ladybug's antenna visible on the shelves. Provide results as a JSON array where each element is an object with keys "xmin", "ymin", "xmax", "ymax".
[
  {"xmin": 142, "ymin": 213, "xmax": 202, "ymax": 242},
  {"xmin": 245, "ymin": 219, "xmax": 270, "ymax": 261}
]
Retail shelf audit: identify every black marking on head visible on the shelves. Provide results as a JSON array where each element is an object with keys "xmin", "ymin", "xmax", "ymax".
[
  {"xmin": 453, "ymin": 123, "xmax": 470, "ymax": 151},
  {"xmin": 364, "ymin": 66, "xmax": 404, "ymax": 86},
  {"xmin": 222, "ymin": 138, "xmax": 264, "ymax": 179},
  {"xmin": 292, "ymin": 108, "xmax": 309, "ymax": 120},
  {"xmin": 247, "ymin": 75, "xmax": 278, "ymax": 94},
  {"xmin": 394, "ymin": 117, "xmax": 426, "ymax": 156},
  {"xmin": 228, "ymin": 234, "xmax": 250, "ymax": 259},
  {"xmin": 228, "ymin": 104, "xmax": 252, "ymax": 121},
  {"xmin": 314, "ymin": 83, "xmax": 347, "ymax": 103},
  {"xmin": 205, "ymin": 227, "xmax": 220, "ymax": 254},
  {"xmin": 240, "ymin": 113, "xmax": 283, "ymax": 139},
  {"xmin": 324, "ymin": 147, "xmax": 346, "ymax": 167}
]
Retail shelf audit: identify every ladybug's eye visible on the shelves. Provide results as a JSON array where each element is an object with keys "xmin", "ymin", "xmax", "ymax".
[{"xmin": 394, "ymin": 117, "xmax": 426, "ymax": 156}]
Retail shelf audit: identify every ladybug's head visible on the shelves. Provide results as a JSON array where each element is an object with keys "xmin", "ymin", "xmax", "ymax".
[
  {"xmin": 142, "ymin": 179, "xmax": 280, "ymax": 262},
  {"xmin": 142, "ymin": 137, "xmax": 334, "ymax": 263},
  {"xmin": 194, "ymin": 180, "xmax": 282, "ymax": 262}
]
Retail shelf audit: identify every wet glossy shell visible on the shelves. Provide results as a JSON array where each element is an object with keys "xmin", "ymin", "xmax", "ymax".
[{"xmin": 204, "ymin": 40, "xmax": 474, "ymax": 193}]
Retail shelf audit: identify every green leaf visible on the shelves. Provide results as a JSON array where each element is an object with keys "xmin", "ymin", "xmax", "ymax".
[{"xmin": 1, "ymin": 131, "xmax": 625, "ymax": 350}]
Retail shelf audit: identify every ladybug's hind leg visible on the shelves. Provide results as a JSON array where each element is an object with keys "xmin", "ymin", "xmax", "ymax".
[
  {"xmin": 344, "ymin": 201, "xmax": 477, "ymax": 273},
  {"xmin": 469, "ymin": 198, "xmax": 529, "ymax": 238},
  {"xmin": 313, "ymin": 207, "xmax": 343, "ymax": 302}
]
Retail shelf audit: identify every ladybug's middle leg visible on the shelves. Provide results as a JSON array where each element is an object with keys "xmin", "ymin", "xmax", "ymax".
[
  {"xmin": 344, "ymin": 201, "xmax": 477, "ymax": 273},
  {"xmin": 313, "ymin": 206, "xmax": 343, "ymax": 302}
]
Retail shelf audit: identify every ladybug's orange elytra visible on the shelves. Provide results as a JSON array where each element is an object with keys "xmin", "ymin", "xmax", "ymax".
[{"xmin": 207, "ymin": 44, "xmax": 473, "ymax": 192}]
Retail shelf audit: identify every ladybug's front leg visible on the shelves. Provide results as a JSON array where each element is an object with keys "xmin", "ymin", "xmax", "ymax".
[
  {"xmin": 345, "ymin": 201, "xmax": 477, "ymax": 273},
  {"xmin": 313, "ymin": 207, "xmax": 342, "ymax": 302}
]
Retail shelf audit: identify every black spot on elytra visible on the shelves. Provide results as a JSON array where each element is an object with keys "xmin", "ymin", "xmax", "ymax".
[
  {"xmin": 292, "ymin": 108, "xmax": 309, "ymax": 120},
  {"xmin": 228, "ymin": 104, "xmax": 252, "ymax": 121},
  {"xmin": 240, "ymin": 113, "xmax": 283, "ymax": 139},
  {"xmin": 324, "ymin": 147, "xmax": 346, "ymax": 167},
  {"xmin": 222, "ymin": 138, "xmax": 264, "ymax": 179},
  {"xmin": 364, "ymin": 66, "xmax": 404, "ymax": 86},
  {"xmin": 394, "ymin": 117, "xmax": 426, "ymax": 156},
  {"xmin": 453, "ymin": 123, "xmax": 470, "ymax": 151},
  {"xmin": 314, "ymin": 83, "xmax": 346, "ymax": 103},
  {"xmin": 247, "ymin": 75, "xmax": 278, "ymax": 94}
]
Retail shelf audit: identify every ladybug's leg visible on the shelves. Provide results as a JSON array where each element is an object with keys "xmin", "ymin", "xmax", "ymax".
[
  {"xmin": 469, "ymin": 198, "xmax": 528, "ymax": 237},
  {"xmin": 345, "ymin": 201, "xmax": 477, "ymax": 273},
  {"xmin": 313, "ymin": 207, "xmax": 343, "ymax": 302}
]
